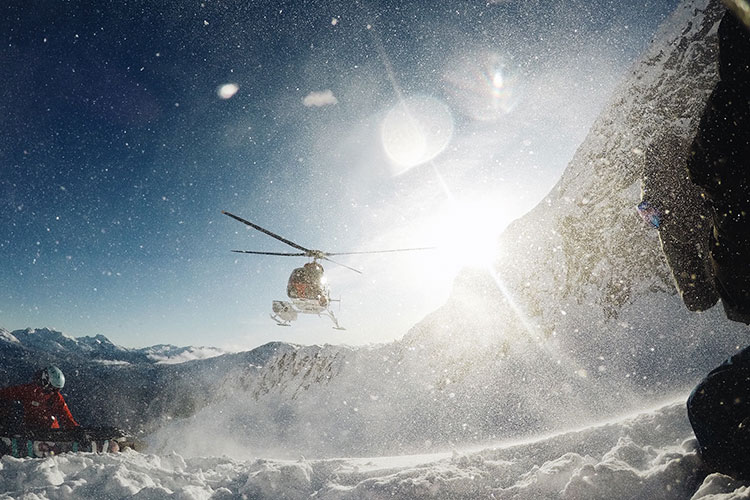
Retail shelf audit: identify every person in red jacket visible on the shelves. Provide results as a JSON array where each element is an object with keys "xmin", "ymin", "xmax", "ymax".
[{"xmin": 0, "ymin": 366, "xmax": 79, "ymax": 430}]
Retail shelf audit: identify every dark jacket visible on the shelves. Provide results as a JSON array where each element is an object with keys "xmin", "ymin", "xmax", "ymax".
[
  {"xmin": 687, "ymin": 11, "xmax": 750, "ymax": 323},
  {"xmin": 0, "ymin": 383, "xmax": 79, "ymax": 430}
]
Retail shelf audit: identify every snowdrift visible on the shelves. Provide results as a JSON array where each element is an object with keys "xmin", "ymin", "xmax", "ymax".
[{"xmin": 2, "ymin": 397, "xmax": 746, "ymax": 499}]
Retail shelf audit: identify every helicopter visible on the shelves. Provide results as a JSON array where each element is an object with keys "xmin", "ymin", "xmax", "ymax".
[{"xmin": 222, "ymin": 211, "xmax": 434, "ymax": 329}]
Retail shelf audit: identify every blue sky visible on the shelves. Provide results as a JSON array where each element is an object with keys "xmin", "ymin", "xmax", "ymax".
[{"xmin": 0, "ymin": 0, "xmax": 679, "ymax": 350}]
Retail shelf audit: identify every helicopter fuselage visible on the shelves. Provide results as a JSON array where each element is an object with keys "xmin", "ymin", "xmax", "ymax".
[{"xmin": 268, "ymin": 261, "xmax": 343, "ymax": 328}]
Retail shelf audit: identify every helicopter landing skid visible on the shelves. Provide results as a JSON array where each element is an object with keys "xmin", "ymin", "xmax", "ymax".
[
  {"xmin": 323, "ymin": 310, "xmax": 345, "ymax": 331},
  {"xmin": 271, "ymin": 298, "xmax": 345, "ymax": 329},
  {"xmin": 270, "ymin": 313, "xmax": 292, "ymax": 326}
]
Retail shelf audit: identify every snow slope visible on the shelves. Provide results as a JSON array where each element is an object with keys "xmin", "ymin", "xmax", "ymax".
[{"xmin": 2, "ymin": 398, "xmax": 746, "ymax": 499}]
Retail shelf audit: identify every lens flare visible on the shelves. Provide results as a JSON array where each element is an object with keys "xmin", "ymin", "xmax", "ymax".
[
  {"xmin": 380, "ymin": 95, "xmax": 454, "ymax": 175},
  {"xmin": 444, "ymin": 53, "xmax": 518, "ymax": 121}
]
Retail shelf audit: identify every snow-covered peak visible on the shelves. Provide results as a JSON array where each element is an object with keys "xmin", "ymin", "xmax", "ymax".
[
  {"xmin": 0, "ymin": 328, "xmax": 20, "ymax": 344},
  {"xmin": 12, "ymin": 327, "xmax": 79, "ymax": 353},
  {"xmin": 1, "ymin": 327, "xmax": 228, "ymax": 366}
]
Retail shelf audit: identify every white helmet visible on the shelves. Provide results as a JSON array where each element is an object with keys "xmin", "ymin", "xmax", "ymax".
[{"xmin": 40, "ymin": 365, "xmax": 65, "ymax": 390}]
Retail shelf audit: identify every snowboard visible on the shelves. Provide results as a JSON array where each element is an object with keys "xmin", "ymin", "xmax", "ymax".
[{"xmin": 0, "ymin": 426, "xmax": 136, "ymax": 458}]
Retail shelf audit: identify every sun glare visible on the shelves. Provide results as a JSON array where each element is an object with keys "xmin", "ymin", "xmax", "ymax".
[{"xmin": 428, "ymin": 199, "xmax": 507, "ymax": 271}]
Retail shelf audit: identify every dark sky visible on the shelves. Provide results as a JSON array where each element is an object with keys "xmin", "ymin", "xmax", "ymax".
[{"xmin": 1, "ymin": 0, "xmax": 679, "ymax": 349}]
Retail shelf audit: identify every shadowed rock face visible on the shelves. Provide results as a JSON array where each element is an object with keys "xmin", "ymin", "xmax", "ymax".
[{"xmin": 643, "ymin": 128, "xmax": 717, "ymax": 312}]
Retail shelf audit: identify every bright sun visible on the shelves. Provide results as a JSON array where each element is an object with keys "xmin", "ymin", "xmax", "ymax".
[{"xmin": 425, "ymin": 199, "xmax": 507, "ymax": 272}]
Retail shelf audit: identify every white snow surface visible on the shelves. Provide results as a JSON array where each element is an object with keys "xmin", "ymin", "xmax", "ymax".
[{"xmin": 2, "ymin": 398, "xmax": 747, "ymax": 499}]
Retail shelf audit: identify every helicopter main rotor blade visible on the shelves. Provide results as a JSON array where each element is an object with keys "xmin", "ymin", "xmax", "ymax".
[
  {"xmin": 223, "ymin": 211, "xmax": 312, "ymax": 254},
  {"xmin": 323, "ymin": 256, "xmax": 363, "ymax": 274},
  {"xmin": 231, "ymin": 250, "xmax": 307, "ymax": 256},
  {"xmin": 325, "ymin": 246, "xmax": 436, "ymax": 256},
  {"xmin": 321, "ymin": 247, "xmax": 435, "ymax": 273}
]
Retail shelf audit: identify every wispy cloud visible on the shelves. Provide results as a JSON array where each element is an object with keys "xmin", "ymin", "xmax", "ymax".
[{"xmin": 303, "ymin": 90, "xmax": 338, "ymax": 107}]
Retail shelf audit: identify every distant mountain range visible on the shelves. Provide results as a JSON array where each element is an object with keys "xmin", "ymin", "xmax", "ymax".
[
  {"xmin": 0, "ymin": 327, "xmax": 305, "ymax": 436},
  {"xmin": 0, "ymin": 327, "xmax": 226, "ymax": 365}
]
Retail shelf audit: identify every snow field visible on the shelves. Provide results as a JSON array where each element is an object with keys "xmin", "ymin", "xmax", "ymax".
[{"xmin": 2, "ymin": 399, "xmax": 747, "ymax": 499}]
